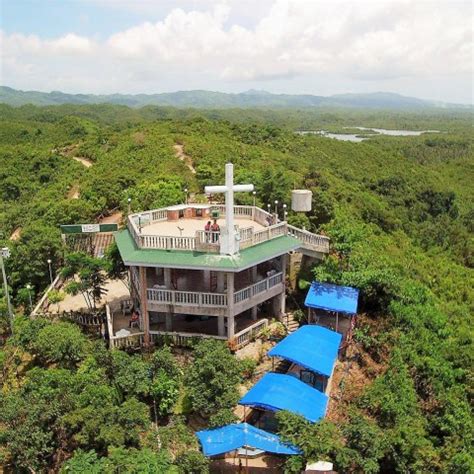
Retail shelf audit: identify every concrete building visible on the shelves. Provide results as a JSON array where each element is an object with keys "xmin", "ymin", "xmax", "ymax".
[{"xmin": 114, "ymin": 164, "xmax": 329, "ymax": 348}]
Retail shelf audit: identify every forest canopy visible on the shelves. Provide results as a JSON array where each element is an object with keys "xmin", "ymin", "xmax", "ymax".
[{"xmin": 0, "ymin": 104, "xmax": 473, "ymax": 472}]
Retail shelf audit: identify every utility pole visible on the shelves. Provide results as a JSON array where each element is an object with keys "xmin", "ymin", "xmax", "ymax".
[
  {"xmin": 1, "ymin": 247, "xmax": 13, "ymax": 334},
  {"xmin": 26, "ymin": 284, "xmax": 33, "ymax": 310},
  {"xmin": 47, "ymin": 258, "xmax": 54, "ymax": 285}
]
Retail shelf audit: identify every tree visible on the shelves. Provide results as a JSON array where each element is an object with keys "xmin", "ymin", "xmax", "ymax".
[
  {"xmin": 62, "ymin": 252, "xmax": 108, "ymax": 311},
  {"xmin": 185, "ymin": 339, "xmax": 243, "ymax": 417},
  {"xmin": 208, "ymin": 408, "xmax": 238, "ymax": 428},
  {"xmin": 110, "ymin": 350, "xmax": 151, "ymax": 401},
  {"xmin": 126, "ymin": 179, "xmax": 184, "ymax": 212},
  {"xmin": 175, "ymin": 450, "xmax": 209, "ymax": 474},
  {"xmin": 61, "ymin": 447, "xmax": 175, "ymax": 473},
  {"xmin": 276, "ymin": 411, "xmax": 349, "ymax": 470},
  {"xmin": 33, "ymin": 321, "xmax": 89, "ymax": 367}
]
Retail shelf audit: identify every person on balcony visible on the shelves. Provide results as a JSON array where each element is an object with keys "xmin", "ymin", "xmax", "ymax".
[
  {"xmin": 204, "ymin": 221, "xmax": 212, "ymax": 242},
  {"xmin": 211, "ymin": 219, "xmax": 220, "ymax": 243},
  {"xmin": 129, "ymin": 309, "xmax": 139, "ymax": 328}
]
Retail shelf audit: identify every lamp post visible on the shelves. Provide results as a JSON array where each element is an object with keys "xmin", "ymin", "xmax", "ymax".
[
  {"xmin": 282, "ymin": 203, "xmax": 287, "ymax": 220},
  {"xmin": 252, "ymin": 191, "xmax": 256, "ymax": 207},
  {"xmin": 274, "ymin": 200, "xmax": 279, "ymax": 214},
  {"xmin": 1, "ymin": 247, "xmax": 13, "ymax": 333},
  {"xmin": 184, "ymin": 188, "xmax": 188, "ymax": 205},
  {"xmin": 26, "ymin": 284, "xmax": 33, "ymax": 310},
  {"xmin": 47, "ymin": 258, "xmax": 53, "ymax": 285},
  {"xmin": 127, "ymin": 197, "xmax": 132, "ymax": 215}
]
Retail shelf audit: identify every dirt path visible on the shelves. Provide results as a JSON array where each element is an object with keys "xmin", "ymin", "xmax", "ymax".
[
  {"xmin": 54, "ymin": 144, "xmax": 93, "ymax": 168},
  {"xmin": 10, "ymin": 227, "xmax": 22, "ymax": 241},
  {"xmin": 72, "ymin": 156, "xmax": 93, "ymax": 168},
  {"xmin": 99, "ymin": 211, "xmax": 123, "ymax": 224},
  {"xmin": 67, "ymin": 184, "xmax": 80, "ymax": 199},
  {"xmin": 173, "ymin": 144, "xmax": 196, "ymax": 174}
]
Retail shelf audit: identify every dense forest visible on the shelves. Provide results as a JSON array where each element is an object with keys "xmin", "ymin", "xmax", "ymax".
[{"xmin": 0, "ymin": 103, "xmax": 473, "ymax": 472}]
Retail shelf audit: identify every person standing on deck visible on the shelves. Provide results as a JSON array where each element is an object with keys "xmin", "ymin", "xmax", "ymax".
[
  {"xmin": 211, "ymin": 219, "xmax": 220, "ymax": 243},
  {"xmin": 204, "ymin": 220, "xmax": 211, "ymax": 243}
]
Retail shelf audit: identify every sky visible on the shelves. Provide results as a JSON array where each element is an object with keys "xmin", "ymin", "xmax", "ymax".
[{"xmin": 1, "ymin": 0, "xmax": 473, "ymax": 103}]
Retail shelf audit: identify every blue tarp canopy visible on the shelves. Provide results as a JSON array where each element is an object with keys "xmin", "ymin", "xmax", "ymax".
[
  {"xmin": 305, "ymin": 281, "xmax": 359, "ymax": 314},
  {"xmin": 239, "ymin": 373, "xmax": 328, "ymax": 423},
  {"xmin": 196, "ymin": 423, "xmax": 301, "ymax": 457},
  {"xmin": 268, "ymin": 325, "xmax": 342, "ymax": 377}
]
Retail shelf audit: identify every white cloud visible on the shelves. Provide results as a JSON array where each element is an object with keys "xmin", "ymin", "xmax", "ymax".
[{"xmin": 1, "ymin": 0, "xmax": 472, "ymax": 101}]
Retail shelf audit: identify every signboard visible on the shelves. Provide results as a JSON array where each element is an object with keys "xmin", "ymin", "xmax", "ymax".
[
  {"xmin": 81, "ymin": 224, "xmax": 100, "ymax": 233},
  {"xmin": 60, "ymin": 223, "xmax": 118, "ymax": 234}
]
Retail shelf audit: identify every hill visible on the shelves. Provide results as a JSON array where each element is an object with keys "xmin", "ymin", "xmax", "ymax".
[
  {"xmin": 1, "ymin": 86, "xmax": 470, "ymax": 109},
  {"xmin": 0, "ymin": 104, "xmax": 472, "ymax": 472}
]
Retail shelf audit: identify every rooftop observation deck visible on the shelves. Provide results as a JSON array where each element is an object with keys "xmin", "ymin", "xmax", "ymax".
[{"xmin": 126, "ymin": 204, "xmax": 329, "ymax": 255}]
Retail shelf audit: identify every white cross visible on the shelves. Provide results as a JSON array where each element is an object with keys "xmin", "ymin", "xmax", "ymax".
[{"xmin": 205, "ymin": 163, "xmax": 254, "ymax": 255}]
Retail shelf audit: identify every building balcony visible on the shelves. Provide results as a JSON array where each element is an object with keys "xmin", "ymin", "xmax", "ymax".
[
  {"xmin": 146, "ymin": 271, "xmax": 284, "ymax": 317},
  {"xmin": 126, "ymin": 204, "xmax": 329, "ymax": 255}
]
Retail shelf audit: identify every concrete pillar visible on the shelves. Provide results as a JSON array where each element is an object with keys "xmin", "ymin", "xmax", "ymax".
[
  {"xmin": 272, "ymin": 295, "xmax": 280, "ymax": 319},
  {"xmin": 218, "ymin": 315, "xmax": 226, "ymax": 337},
  {"xmin": 217, "ymin": 272, "xmax": 225, "ymax": 292},
  {"xmin": 164, "ymin": 268, "xmax": 172, "ymax": 288},
  {"xmin": 251, "ymin": 265, "xmax": 258, "ymax": 283},
  {"xmin": 203, "ymin": 270, "xmax": 211, "ymax": 291},
  {"xmin": 251, "ymin": 305, "xmax": 258, "ymax": 321},
  {"xmin": 165, "ymin": 313, "xmax": 173, "ymax": 332},
  {"xmin": 226, "ymin": 272, "xmax": 235, "ymax": 339},
  {"xmin": 280, "ymin": 253, "xmax": 287, "ymax": 318},
  {"xmin": 139, "ymin": 266, "xmax": 150, "ymax": 346}
]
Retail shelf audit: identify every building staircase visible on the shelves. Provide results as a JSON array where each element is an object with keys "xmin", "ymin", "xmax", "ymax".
[{"xmin": 284, "ymin": 312, "xmax": 300, "ymax": 334}]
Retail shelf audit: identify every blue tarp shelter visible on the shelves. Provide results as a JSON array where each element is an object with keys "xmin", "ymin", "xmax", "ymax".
[
  {"xmin": 196, "ymin": 423, "xmax": 301, "ymax": 457},
  {"xmin": 239, "ymin": 373, "xmax": 328, "ymax": 423},
  {"xmin": 305, "ymin": 281, "xmax": 359, "ymax": 314},
  {"xmin": 267, "ymin": 325, "xmax": 342, "ymax": 378}
]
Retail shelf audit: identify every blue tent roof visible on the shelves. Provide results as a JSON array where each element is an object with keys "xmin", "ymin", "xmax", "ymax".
[
  {"xmin": 268, "ymin": 325, "xmax": 342, "ymax": 377},
  {"xmin": 196, "ymin": 423, "xmax": 300, "ymax": 457},
  {"xmin": 239, "ymin": 373, "xmax": 328, "ymax": 423},
  {"xmin": 305, "ymin": 281, "xmax": 359, "ymax": 314}
]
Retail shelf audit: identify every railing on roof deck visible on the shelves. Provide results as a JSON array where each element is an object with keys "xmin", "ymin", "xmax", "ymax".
[
  {"xmin": 233, "ymin": 318, "xmax": 269, "ymax": 349},
  {"xmin": 195, "ymin": 230, "xmax": 221, "ymax": 253},
  {"xmin": 140, "ymin": 234, "xmax": 196, "ymax": 250},
  {"xmin": 151, "ymin": 209, "xmax": 168, "ymax": 222},
  {"xmin": 126, "ymin": 206, "xmax": 330, "ymax": 254},
  {"xmin": 287, "ymin": 225, "xmax": 330, "ymax": 253},
  {"xmin": 253, "ymin": 207, "xmax": 274, "ymax": 226},
  {"xmin": 213, "ymin": 205, "xmax": 254, "ymax": 219}
]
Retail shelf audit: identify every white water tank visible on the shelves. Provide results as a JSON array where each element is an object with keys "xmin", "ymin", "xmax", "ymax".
[{"xmin": 291, "ymin": 189, "xmax": 312, "ymax": 212}]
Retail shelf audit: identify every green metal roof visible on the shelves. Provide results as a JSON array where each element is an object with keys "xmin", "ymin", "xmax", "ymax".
[{"xmin": 115, "ymin": 229, "xmax": 300, "ymax": 271}]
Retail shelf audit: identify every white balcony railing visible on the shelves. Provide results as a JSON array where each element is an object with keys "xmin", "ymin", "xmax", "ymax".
[
  {"xmin": 147, "ymin": 272, "xmax": 283, "ymax": 309},
  {"xmin": 234, "ymin": 319, "xmax": 269, "ymax": 349},
  {"xmin": 234, "ymin": 271, "xmax": 283, "ymax": 304},
  {"xmin": 147, "ymin": 288, "xmax": 228, "ymax": 307},
  {"xmin": 287, "ymin": 225, "xmax": 330, "ymax": 253},
  {"xmin": 127, "ymin": 205, "xmax": 330, "ymax": 254}
]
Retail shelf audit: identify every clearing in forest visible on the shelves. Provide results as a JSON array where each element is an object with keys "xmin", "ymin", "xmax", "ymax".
[
  {"xmin": 67, "ymin": 184, "xmax": 80, "ymax": 199},
  {"xmin": 9, "ymin": 227, "xmax": 22, "ymax": 241}
]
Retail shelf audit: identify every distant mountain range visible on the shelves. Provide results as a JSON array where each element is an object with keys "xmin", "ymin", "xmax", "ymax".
[{"xmin": 0, "ymin": 86, "xmax": 470, "ymax": 109}]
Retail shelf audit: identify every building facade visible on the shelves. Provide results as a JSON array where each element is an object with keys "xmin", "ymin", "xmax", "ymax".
[{"xmin": 115, "ymin": 167, "xmax": 329, "ymax": 348}]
